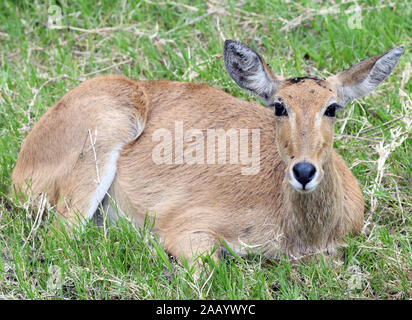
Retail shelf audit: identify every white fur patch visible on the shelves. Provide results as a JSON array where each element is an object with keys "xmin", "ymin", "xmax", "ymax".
[
  {"xmin": 288, "ymin": 167, "xmax": 320, "ymax": 192},
  {"xmin": 85, "ymin": 118, "xmax": 145, "ymax": 222},
  {"xmin": 86, "ymin": 146, "xmax": 122, "ymax": 220}
]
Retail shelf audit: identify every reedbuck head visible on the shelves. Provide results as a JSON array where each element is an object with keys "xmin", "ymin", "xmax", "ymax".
[{"xmin": 224, "ymin": 40, "xmax": 403, "ymax": 192}]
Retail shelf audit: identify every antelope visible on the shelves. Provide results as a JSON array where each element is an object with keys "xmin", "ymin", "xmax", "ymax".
[{"xmin": 11, "ymin": 40, "xmax": 404, "ymax": 265}]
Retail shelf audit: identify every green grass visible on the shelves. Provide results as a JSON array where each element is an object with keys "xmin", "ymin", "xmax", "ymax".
[{"xmin": 0, "ymin": 0, "xmax": 411, "ymax": 299}]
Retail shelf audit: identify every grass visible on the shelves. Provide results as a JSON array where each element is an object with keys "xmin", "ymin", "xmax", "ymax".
[{"xmin": 0, "ymin": 0, "xmax": 411, "ymax": 299}]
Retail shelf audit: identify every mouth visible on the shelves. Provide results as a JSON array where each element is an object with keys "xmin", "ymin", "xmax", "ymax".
[
  {"xmin": 288, "ymin": 178, "xmax": 318, "ymax": 193},
  {"xmin": 287, "ymin": 169, "xmax": 320, "ymax": 193}
]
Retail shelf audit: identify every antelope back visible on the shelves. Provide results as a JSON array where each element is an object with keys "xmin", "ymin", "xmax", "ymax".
[{"xmin": 12, "ymin": 76, "xmax": 148, "ymax": 223}]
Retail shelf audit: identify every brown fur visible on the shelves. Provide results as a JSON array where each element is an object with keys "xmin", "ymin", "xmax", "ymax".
[
  {"xmin": 11, "ymin": 75, "xmax": 364, "ymax": 262},
  {"xmin": 13, "ymin": 41, "xmax": 404, "ymax": 265},
  {"xmin": 12, "ymin": 76, "xmax": 148, "ymax": 223}
]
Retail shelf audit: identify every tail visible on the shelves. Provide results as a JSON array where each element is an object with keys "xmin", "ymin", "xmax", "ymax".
[{"xmin": 11, "ymin": 75, "xmax": 148, "ymax": 225}]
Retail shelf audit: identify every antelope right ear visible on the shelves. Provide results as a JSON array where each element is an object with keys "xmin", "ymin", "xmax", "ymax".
[
  {"xmin": 329, "ymin": 46, "xmax": 404, "ymax": 105},
  {"xmin": 223, "ymin": 39, "xmax": 281, "ymax": 106}
]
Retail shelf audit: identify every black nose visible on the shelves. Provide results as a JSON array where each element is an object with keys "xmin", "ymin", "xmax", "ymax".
[{"xmin": 293, "ymin": 162, "xmax": 316, "ymax": 189}]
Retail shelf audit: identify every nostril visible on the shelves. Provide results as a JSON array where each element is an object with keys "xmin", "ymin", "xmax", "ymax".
[
  {"xmin": 307, "ymin": 165, "xmax": 316, "ymax": 180},
  {"xmin": 292, "ymin": 162, "xmax": 317, "ymax": 188},
  {"xmin": 293, "ymin": 165, "xmax": 301, "ymax": 179}
]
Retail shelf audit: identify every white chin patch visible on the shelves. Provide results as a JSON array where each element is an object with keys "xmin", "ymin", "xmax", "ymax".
[
  {"xmin": 302, "ymin": 179, "xmax": 320, "ymax": 192},
  {"xmin": 288, "ymin": 174, "xmax": 320, "ymax": 193}
]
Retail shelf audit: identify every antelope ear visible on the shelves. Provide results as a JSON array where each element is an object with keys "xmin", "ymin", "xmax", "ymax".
[
  {"xmin": 223, "ymin": 39, "xmax": 281, "ymax": 106},
  {"xmin": 329, "ymin": 46, "xmax": 404, "ymax": 105}
]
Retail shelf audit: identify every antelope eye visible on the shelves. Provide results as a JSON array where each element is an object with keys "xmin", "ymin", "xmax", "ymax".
[
  {"xmin": 272, "ymin": 102, "xmax": 288, "ymax": 117},
  {"xmin": 324, "ymin": 103, "xmax": 341, "ymax": 117}
]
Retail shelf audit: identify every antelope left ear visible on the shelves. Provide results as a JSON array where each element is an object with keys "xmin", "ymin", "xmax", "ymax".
[{"xmin": 328, "ymin": 46, "xmax": 404, "ymax": 105}]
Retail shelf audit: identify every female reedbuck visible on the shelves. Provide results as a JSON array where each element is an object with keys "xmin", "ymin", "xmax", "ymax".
[{"xmin": 12, "ymin": 40, "xmax": 403, "ymax": 263}]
